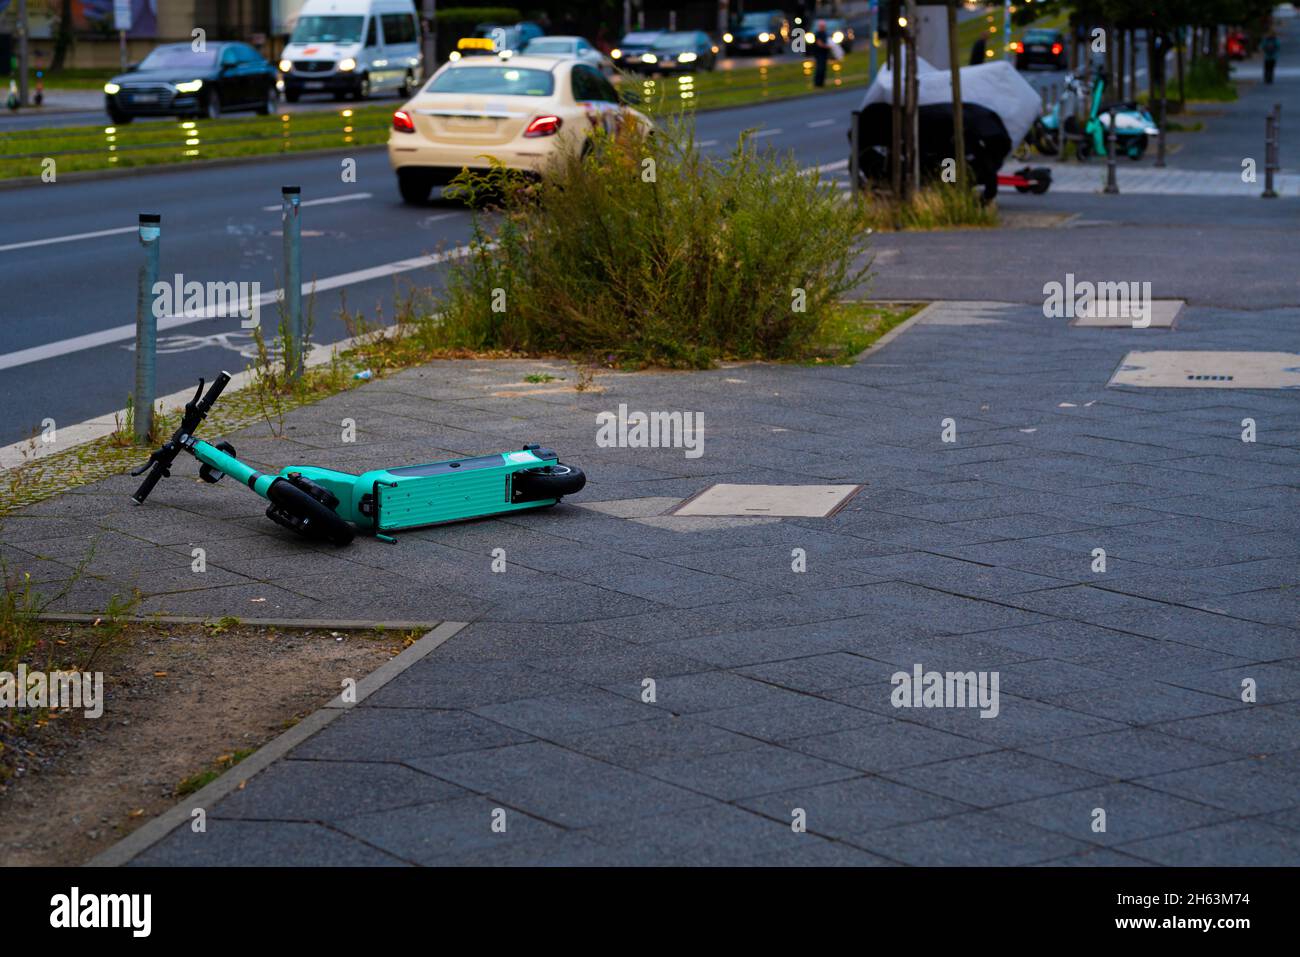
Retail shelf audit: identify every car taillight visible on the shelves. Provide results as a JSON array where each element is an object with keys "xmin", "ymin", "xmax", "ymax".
[
  {"xmin": 523, "ymin": 114, "xmax": 562, "ymax": 137},
  {"xmin": 1010, "ymin": 41, "xmax": 1022, "ymax": 52},
  {"xmin": 1051, "ymin": 42, "xmax": 1063, "ymax": 55},
  {"xmin": 393, "ymin": 110, "xmax": 415, "ymax": 133}
]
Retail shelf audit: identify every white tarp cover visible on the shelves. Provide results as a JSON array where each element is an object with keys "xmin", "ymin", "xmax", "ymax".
[{"xmin": 858, "ymin": 57, "xmax": 1043, "ymax": 146}]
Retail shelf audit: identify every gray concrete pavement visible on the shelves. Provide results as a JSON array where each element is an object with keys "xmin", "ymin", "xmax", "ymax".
[{"xmin": 5, "ymin": 295, "xmax": 1297, "ymax": 866}]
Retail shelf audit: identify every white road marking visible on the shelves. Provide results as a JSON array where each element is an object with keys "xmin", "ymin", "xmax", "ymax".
[
  {"xmin": 260, "ymin": 192, "xmax": 373, "ymax": 211},
  {"xmin": 807, "ymin": 118, "xmax": 836, "ymax": 128},
  {"xmin": 2, "ymin": 194, "xmax": 378, "ymax": 253},
  {"xmin": 0, "ymin": 225, "xmax": 138, "ymax": 253},
  {"xmin": 750, "ymin": 127, "xmax": 783, "ymax": 138},
  {"xmin": 696, "ymin": 138, "xmax": 720, "ymax": 147},
  {"xmin": 0, "ymin": 243, "xmax": 480, "ymax": 372},
  {"xmin": 808, "ymin": 159, "xmax": 848, "ymax": 173}
]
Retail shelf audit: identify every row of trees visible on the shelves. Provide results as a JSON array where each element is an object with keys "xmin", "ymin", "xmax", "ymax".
[{"xmin": 1033, "ymin": 0, "xmax": 1276, "ymax": 108}]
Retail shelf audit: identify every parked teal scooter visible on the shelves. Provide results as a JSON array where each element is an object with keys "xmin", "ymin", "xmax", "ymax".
[
  {"xmin": 131, "ymin": 372, "xmax": 586, "ymax": 545},
  {"xmin": 1029, "ymin": 70, "xmax": 1158, "ymax": 161}
]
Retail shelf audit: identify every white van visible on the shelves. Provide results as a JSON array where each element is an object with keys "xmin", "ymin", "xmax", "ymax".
[{"xmin": 279, "ymin": 0, "xmax": 423, "ymax": 102}]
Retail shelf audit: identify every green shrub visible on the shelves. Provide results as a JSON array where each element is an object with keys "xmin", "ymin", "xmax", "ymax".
[
  {"xmin": 435, "ymin": 7, "xmax": 521, "ymax": 28},
  {"xmin": 1184, "ymin": 57, "xmax": 1237, "ymax": 102},
  {"xmin": 432, "ymin": 118, "xmax": 873, "ymax": 367},
  {"xmin": 862, "ymin": 183, "xmax": 1000, "ymax": 231}
]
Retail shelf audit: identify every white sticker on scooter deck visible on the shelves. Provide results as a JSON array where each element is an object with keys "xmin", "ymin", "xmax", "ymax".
[{"xmin": 504, "ymin": 451, "xmax": 539, "ymax": 464}]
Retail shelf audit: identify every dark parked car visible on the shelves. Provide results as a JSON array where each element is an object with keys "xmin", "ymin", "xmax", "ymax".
[
  {"xmin": 610, "ymin": 30, "xmax": 663, "ymax": 68},
  {"xmin": 632, "ymin": 31, "xmax": 718, "ymax": 74},
  {"xmin": 1012, "ymin": 29, "xmax": 1067, "ymax": 71},
  {"xmin": 724, "ymin": 10, "xmax": 789, "ymax": 55},
  {"xmin": 104, "ymin": 42, "xmax": 277, "ymax": 122}
]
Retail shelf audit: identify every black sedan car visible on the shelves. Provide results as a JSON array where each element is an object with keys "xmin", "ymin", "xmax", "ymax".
[
  {"xmin": 1012, "ymin": 29, "xmax": 1068, "ymax": 71},
  {"xmin": 631, "ymin": 32, "xmax": 718, "ymax": 74},
  {"xmin": 724, "ymin": 11, "xmax": 789, "ymax": 55},
  {"xmin": 104, "ymin": 42, "xmax": 277, "ymax": 123},
  {"xmin": 610, "ymin": 30, "xmax": 664, "ymax": 69}
]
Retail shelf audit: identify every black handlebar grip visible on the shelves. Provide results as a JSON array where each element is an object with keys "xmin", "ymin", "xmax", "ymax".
[
  {"xmin": 132, "ymin": 463, "xmax": 167, "ymax": 505},
  {"xmin": 198, "ymin": 370, "xmax": 233, "ymax": 414}
]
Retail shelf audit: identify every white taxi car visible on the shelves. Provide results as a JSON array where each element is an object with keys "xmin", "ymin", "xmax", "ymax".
[{"xmin": 387, "ymin": 55, "xmax": 650, "ymax": 203}]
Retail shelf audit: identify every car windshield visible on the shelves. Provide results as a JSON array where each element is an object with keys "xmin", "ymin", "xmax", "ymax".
[
  {"xmin": 137, "ymin": 47, "xmax": 218, "ymax": 71},
  {"xmin": 291, "ymin": 16, "xmax": 364, "ymax": 44},
  {"xmin": 524, "ymin": 39, "xmax": 576, "ymax": 54},
  {"xmin": 1024, "ymin": 31, "xmax": 1057, "ymax": 42},
  {"xmin": 740, "ymin": 13, "xmax": 773, "ymax": 27},
  {"xmin": 621, "ymin": 32, "xmax": 660, "ymax": 45},
  {"xmin": 652, "ymin": 34, "xmax": 697, "ymax": 52},
  {"xmin": 426, "ymin": 66, "xmax": 554, "ymax": 96}
]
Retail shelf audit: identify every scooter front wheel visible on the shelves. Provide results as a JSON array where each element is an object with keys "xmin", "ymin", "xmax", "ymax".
[
  {"xmin": 512, "ymin": 464, "xmax": 586, "ymax": 503},
  {"xmin": 265, "ymin": 478, "xmax": 355, "ymax": 546}
]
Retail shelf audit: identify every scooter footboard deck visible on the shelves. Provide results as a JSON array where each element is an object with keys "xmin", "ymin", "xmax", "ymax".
[{"xmin": 371, "ymin": 450, "xmax": 556, "ymax": 532}]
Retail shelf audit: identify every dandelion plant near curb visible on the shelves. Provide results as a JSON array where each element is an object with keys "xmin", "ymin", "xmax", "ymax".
[{"xmin": 433, "ymin": 120, "xmax": 874, "ymax": 368}]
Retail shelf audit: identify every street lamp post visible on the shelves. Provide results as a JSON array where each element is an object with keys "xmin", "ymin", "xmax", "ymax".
[
  {"xmin": 422, "ymin": 0, "xmax": 437, "ymax": 77},
  {"xmin": 1002, "ymin": 0, "xmax": 1011, "ymax": 62}
]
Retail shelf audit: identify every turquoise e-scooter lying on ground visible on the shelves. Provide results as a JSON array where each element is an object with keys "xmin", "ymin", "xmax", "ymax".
[{"xmin": 131, "ymin": 372, "xmax": 587, "ymax": 545}]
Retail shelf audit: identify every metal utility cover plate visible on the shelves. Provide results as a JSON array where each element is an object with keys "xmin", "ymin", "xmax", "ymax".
[
  {"xmin": 1071, "ymin": 300, "xmax": 1183, "ymax": 328},
  {"xmin": 1109, "ymin": 351, "xmax": 1300, "ymax": 389},
  {"xmin": 673, "ymin": 484, "xmax": 862, "ymax": 517}
]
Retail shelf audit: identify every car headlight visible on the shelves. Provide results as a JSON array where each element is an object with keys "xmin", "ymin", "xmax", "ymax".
[
  {"xmin": 833, "ymin": 31, "xmax": 844, "ymax": 43},
  {"xmin": 1144, "ymin": 126, "xmax": 1160, "ymax": 135},
  {"xmin": 723, "ymin": 32, "xmax": 733, "ymax": 43},
  {"xmin": 641, "ymin": 53, "xmax": 657, "ymax": 63},
  {"xmin": 448, "ymin": 50, "xmax": 462, "ymax": 61},
  {"xmin": 104, "ymin": 82, "xmax": 121, "ymax": 94},
  {"xmin": 338, "ymin": 57, "xmax": 357, "ymax": 71},
  {"xmin": 175, "ymin": 79, "xmax": 203, "ymax": 93},
  {"xmin": 758, "ymin": 33, "xmax": 771, "ymax": 43},
  {"xmin": 278, "ymin": 58, "xmax": 293, "ymax": 73},
  {"xmin": 678, "ymin": 52, "xmax": 697, "ymax": 63},
  {"xmin": 611, "ymin": 48, "xmax": 622, "ymax": 59}
]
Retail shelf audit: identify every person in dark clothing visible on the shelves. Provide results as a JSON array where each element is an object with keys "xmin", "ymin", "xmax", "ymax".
[
  {"xmin": 970, "ymin": 35, "xmax": 987, "ymax": 66},
  {"xmin": 1263, "ymin": 32, "xmax": 1280, "ymax": 84},
  {"xmin": 812, "ymin": 20, "xmax": 830, "ymax": 88}
]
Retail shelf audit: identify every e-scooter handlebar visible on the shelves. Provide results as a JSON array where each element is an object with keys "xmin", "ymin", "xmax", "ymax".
[{"xmin": 131, "ymin": 371, "xmax": 232, "ymax": 505}]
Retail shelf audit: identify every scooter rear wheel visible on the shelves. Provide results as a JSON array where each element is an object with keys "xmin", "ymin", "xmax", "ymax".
[{"xmin": 266, "ymin": 479, "xmax": 355, "ymax": 546}]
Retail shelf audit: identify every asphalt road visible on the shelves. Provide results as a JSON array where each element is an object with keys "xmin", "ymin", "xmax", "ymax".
[
  {"xmin": 1, "ymin": 34, "xmax": 1285, "ymax": 450},
  {"xmin": 0, "ymin": 86, "xmax": 865, "ymax": 446}
]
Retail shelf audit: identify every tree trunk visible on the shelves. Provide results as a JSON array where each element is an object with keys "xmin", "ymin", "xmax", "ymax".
[
  {"xmin": 1129, "ymin": 28, "xmax": 1138, "ymax": 100},
  {"xmin": 890, "ymin": 0, "xmax": 902, "ymax": 200},
  {"xmin": 904, "ymin": 0, "xmax": 920, "ymax": 200},
  {"xmin": 1175, "ymin": 25, "xmax": 1186, "ymax": 111},
  {"xmin": 947, "ymin": 0, "xmax": 966, "ymax": 193},
  {"xmin": 51, "ymin": 0, "xmax": 74, "ymax": 71}
]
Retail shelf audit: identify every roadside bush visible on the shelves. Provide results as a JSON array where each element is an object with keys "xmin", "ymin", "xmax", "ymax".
[
  {"xmin": 432, "ymin": 118, "xmax": 873, "ymax": 367},
  {"xmin": 862, "ymin": 182, "xmax": 1000, "ymax": 231},
  {"xmin": 1184, "ymin": 57, "xmax": 1237, "ymax": 102}
]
